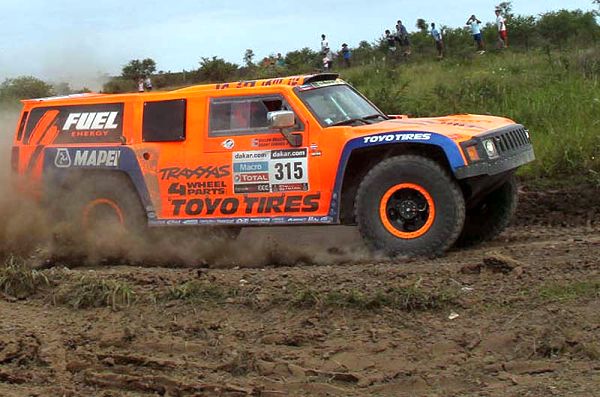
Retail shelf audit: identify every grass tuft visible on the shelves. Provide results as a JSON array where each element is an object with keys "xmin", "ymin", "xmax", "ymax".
[
  {"xmin": 0, "ymin": 255, "xmax": 49, "ymax": 299},
  {"xmin": 165, "ymin": 280, "xmax": 230, "ymax": 301},
  {"xmin": 55, "ymin": 276, "xmax": 135, "ymax": 310},
  {"xmin": 291, "ymin": 285, "xmax": 456, "ymax": 312},
  {"xmin": 539, "ymin": 280, "xmax": 600, "ymax": 302}
]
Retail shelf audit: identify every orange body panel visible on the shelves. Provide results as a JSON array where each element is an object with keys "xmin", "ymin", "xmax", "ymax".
[{"xmin": 12, "ymin": 75, "xmax": 525, "ymax": 226}]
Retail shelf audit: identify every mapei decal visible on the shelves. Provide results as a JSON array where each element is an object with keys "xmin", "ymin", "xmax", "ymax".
[
  {"xmin": 233, "ymin": 148, "xmax": 309, "ymax": 194},
  {"xmin": 170, "ymin": 193, "xmax": 320, "ymax": 216},
  {"xmin": 362, "ymin": 133, "xmax": 431, "ymax": 144},
  {"xmin": 54, "ymin": 148, "xmax": 121, "ymax": 168},
  {"xmin": 24, "ymin": 103, "xmax": 124, "ymax": 144}
]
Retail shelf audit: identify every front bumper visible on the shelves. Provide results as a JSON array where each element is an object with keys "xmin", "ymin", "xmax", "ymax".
[{"xmin": 454, "ymin": 124, "xmax": 536, "ymax": 179}]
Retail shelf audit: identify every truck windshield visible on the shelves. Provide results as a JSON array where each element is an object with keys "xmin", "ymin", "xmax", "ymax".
[{"xmin": 296, "ymin": 84, "xmax": 387, "ymax": 127}]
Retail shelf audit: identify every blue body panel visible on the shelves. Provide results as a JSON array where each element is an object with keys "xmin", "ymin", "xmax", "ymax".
[{"xmin": 328, "ymin": 131, "xmax": 466, "ymax": 219}]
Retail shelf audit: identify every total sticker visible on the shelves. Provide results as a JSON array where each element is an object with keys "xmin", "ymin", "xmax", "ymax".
[{"xmin": 233, "ymin": 148, "xmax": 309, "ymax": 193}]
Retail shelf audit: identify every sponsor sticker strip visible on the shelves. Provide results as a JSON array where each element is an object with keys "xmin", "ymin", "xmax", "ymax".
[{"xmin": 233, "ymin": 148, "xmax": 309, "ymax": 194}]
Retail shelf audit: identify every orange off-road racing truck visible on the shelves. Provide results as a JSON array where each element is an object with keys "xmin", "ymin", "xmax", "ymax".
[{"xmin": 11, "ymin": 74, "xmax": 534, "ymax": 256}]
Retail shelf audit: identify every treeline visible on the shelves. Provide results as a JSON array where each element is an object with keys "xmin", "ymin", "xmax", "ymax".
[
  {"xmin": 102, "ymin": 7, "xmax": 599, "ymax": 92},
  {"xmin": 1, "ymin": 6, "xmax": 597, "ymax": 100}
]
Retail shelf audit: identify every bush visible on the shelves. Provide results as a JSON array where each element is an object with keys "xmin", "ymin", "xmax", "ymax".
[
  {"xmin": 0, "ymin": 76, "xmax": 53, "ymax": 101},
  {"xmin": 102, "ymin": 77, "xmax": 135, "ymax": 93},
  {"xmin": 0, "ymin": 256, "xmax": 49, "ymax": 299},
  {"xmin": 196, "ymin": 57, "xmax": 239, "ymax": 83},
  {"xmin": 55, "ymin": 276, "xmax": 135, "ymax": 310}
]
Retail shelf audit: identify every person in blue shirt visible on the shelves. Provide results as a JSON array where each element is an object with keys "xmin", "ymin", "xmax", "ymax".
[
  {"xmin": 430, "ymin": 23, "xmax": 444, "ymax": 59},
  {"xmin": 466, "ymin": 15, "xmax": 485, "ymax": 53},
  {"xmin": 341, "ymin": 43, "xmax": 351, "ymax": 68}
]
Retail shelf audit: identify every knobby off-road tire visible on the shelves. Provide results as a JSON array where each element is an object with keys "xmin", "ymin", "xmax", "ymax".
[
  {"xmin": 65, "ymin": 174, "xmax": 147, "ymax": 237},
  {"xmin": 355, "ymin": 155, "xmax": 465, "ymax": 257},
  {"xmin": 455, "ymin": 174, "xmax": 518, "ymax": 248}
]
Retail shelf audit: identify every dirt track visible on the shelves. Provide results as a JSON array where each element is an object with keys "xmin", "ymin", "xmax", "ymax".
[{"xmin": 1, "ymin": 184, "xmax": 599, "ymax": 397}]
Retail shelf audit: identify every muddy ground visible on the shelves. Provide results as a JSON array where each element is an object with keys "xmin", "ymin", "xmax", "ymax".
[{"xmin": 0, "ymin": 183, "xmax": 599, "ymax": 397}]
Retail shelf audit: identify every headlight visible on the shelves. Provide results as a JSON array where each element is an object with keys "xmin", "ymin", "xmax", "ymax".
[{"xmin": 482, "ymin": 139, "xmax": 499, "ymax": 159}]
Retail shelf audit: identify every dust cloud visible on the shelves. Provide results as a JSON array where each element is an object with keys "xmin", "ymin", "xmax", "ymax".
[{"xmin": 0, "ymin": 108, "xmax": 369, "ymax": 268}]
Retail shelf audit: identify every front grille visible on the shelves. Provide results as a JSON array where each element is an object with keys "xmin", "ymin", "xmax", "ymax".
[{"xmin": 490, "ymin": 125, "xmax": 531, "ymax": 155}]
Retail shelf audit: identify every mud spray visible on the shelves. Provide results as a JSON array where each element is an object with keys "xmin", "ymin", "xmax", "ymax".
[{"xmin": 0, "ymin": 107, "xmax": 371, "ymax": 268}]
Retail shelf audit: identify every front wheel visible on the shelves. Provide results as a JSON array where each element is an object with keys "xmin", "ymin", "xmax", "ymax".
[
  {"xmin": 355, "ymin": 155, "xmax": 465, "ymax": 257},
  {"xmin": 455, "ymin": 175, "xmax": 518, "ymax": 247}
]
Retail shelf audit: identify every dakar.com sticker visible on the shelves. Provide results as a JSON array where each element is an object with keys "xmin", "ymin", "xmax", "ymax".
[{"xmin": 232, "ymin": 149, "xmax": 309, "ymax": 194}]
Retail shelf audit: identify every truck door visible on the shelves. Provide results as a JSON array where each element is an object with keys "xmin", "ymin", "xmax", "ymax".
[{"xmin": 194, "ymin": 93, "xmax": 325, "ymax": 221}]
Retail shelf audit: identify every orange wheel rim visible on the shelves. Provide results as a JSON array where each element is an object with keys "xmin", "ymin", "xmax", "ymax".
[
  {"xmin": 379, "ymin": 183, "xmax": 436, "ymax": 239},
  {"xmin": 82, "ymin": 198, "xmax": 124, "ymax": 230}
]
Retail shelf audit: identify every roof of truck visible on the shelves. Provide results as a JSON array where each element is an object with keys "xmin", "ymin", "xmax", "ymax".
[{"xmin": 21, "ymin": 73, "xmax": 341, "ymax": 105}]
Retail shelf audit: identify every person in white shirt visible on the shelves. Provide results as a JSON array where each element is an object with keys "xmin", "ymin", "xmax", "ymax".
[
  {"xmin": 430, "ymin": 23, "xmax": 444, "ymax": 59},
  {"xmin": 466, "ymin": 15, "xmax": 485, "ymax": 52},
  {"xmin": 495, "ymin": 9, "xmax": 508, "ymax": 48},
  {"xmin": 320, "ymin": 34, "xmax": 329, "ymax": 55},
  {"xmin": 144, "ymin": 76, "xmax": 153, "ymax": 91}
]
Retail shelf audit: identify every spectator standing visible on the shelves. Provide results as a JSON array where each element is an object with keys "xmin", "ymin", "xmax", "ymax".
[
  {"xmin": 144, "ymin": 76, "xmax": 153, "ymax": 91},
  {"xmin": 466, "ymin": 15, "xmax": 485, "ymax": 53},
  {"xmin": 495, "ymin": 8, "xmax": 508, "ymax": 48},
  {"xmin": 323, "ymin": 48, "xmax": 334, "ymax": 71},
  {"xmin": 276, "ymin": 53, "xmax": 285, "ymax": 67},
  {"xmin": 430, "ymin": 23, "xmax": 444, "ymax": 59},
  {"xmin": 385, "ymin": 29, "xmax": 397, "ymax": 51},
  {"xmin": 137, "ymin": 78, "xmax": 144, "ymax": 93},
  {"xmin": 341, "ymin": 43, "xmax": 351, "ymax": 67},
  {"xmin": 320, "ymin": 34, "xmax": 329, "ymax": 54},
  {"xmin": 395, "ymin": 20, "xmax": 411, "ymax": 56}
]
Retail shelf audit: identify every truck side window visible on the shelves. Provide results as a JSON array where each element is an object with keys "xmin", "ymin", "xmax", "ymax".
[
  {"xmin": 208, "ymin": 95, "xmax": 303, "ymax": 137},
  {"xmin": 143, "ymin": 99, "xmax": 186, "ymax": 142}
]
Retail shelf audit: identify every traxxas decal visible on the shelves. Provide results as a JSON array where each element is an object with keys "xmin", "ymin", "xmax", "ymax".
[{"xmin": 158, "ymin": 165, "xmax": 231, "ymax": 180}]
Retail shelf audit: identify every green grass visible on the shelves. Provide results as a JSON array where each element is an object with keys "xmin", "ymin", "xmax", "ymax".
[
  {"xmin": 340, "ymin": 47, "xmax": 600, "ymax": 183},
  {"xmin": 539, "ymin": 280, "xmax": 600, "ymax": 302},
  {"xmin": 165, "ymin": 280, "xmax": 230, "ymax": 301},
  {"xmin": 0, "ymin": 255, "xmax": 50, "ymax": 299},
  {"xmin": 55, "ymin": 276, "xmax": 135, "ymax": 310},
  {"xmin": 290, "ymin": 285, "xmax": 457, "ymax": 312}
]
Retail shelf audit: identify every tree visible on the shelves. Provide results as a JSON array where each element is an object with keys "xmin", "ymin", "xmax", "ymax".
[
  {"xmin": 243, "ymin": 49, "xmax": 255, "ymax": 67},
  {"xmin": 0, "ymin": 76, "xmax": 53, "ymax": 100},
  {"xmin": 53, "ymin": 82, "xmax": 72, "ymax": 95},
  {"xmin": 284, "ymin": 47, "xmax": 320, "ymax": 74},
  {"xmin": 121, "ymin": 58, "xmax": 157, "ymax": 81},
  {"xmin": 497, "ymin": 1, "xmax": 514, "ymax": 19},
  {"xmin": 537, "ymin": 10, "xmax": 600, "ymax": 48},
  {"xmin": 196, "ymin": 57, "xmax": 239, "ymax": 82},
  {"xmin": 416, "ymin": 18, "xmax": 428, "ymax": 33}
]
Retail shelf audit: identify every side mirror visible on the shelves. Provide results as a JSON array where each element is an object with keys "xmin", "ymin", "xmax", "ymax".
[
  {"xmin": 267, "ymin": 110, "xmax": 302, "ymax": 147},
  {"xmin": 268, "ymin": 110, "xmax": 295, "ymax": 129}
]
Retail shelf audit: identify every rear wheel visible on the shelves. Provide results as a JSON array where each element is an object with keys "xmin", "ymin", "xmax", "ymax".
[
  {"xmin": 57, "ymin": 174, "xmax": 147, "ymax": 256},
  {"xmin": 355, "ymin": 155, "xmax": 465, "ymax": 257},
  {"xmin": 455, "ymin": 175, "xmax": 518, "ymax": 247}
]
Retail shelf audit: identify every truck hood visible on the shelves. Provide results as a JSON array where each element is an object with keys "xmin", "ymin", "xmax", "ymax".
[{"xmin": 350, "ymin": 114, "xmax": 516, "ymax": 141}]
